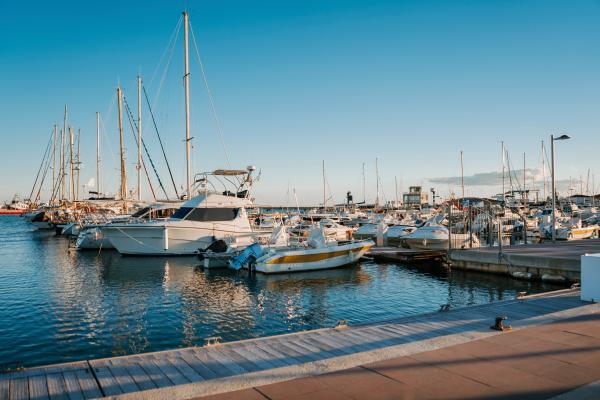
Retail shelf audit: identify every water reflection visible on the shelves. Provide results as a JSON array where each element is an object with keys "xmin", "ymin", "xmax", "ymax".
[{"xmin": 0, "ymin": 216, "xmax": 563, "ymax": 368}]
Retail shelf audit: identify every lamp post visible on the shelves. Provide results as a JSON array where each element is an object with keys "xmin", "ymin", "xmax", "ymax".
[{"xmin": 550, "ymin": 134, "xmax": 571, "ymax": 243}]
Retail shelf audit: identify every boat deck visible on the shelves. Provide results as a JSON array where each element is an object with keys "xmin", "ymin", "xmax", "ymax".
[{"xmin": 1, "ymin": 289, "xmax": 596, "ymax": 399}]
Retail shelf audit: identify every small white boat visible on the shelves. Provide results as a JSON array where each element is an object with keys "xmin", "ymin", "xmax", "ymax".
[
  {"xmin": 252, "ymin": 228, "xmax": 373, "ymax": 274},
  {"xmin": 556, "ymin": 223, "xmax": 599, "ymax": 240},
  {"xmin": 385, "ymin": 225, "xmax": 417, "ymax": 246},
  {"xmin": 403, "ymin": 223, "xmax": 478, "ymax": 250}
]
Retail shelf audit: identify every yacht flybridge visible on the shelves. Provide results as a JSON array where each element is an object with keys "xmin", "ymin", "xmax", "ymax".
[{"xmin": 102, "ymin": 168, "xmax": 259, "ymax": 255}]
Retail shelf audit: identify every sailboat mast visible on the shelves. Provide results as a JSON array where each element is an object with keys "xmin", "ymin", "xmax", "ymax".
[
  {"xmin": 76, "ymin": 128, "xmax": 81, "ymax": 201},
  {"xmin": 52, "ymin": 124, "xmax": 56, "ymax": 203},
  {"xmin": 394, "ymin": 176, "xmax": 399, "ymax": 209},
  {"xmin": 137, "ymin": 75, "xmax": 142, "ymax": 201},
  {"xmin": 183, "ymin": 11, "xmax": 192, "ymax": 199},
  {"xmin": 322, "ymin": 160, "xmax": 326, "ymax": 210},
  {"xmin": 501, "ymin": 141, "xmax": 505, "ymax": 204},
  {"xmin": 541, "ymin": 141, "xmax": 546, "ymax": 201},
  {"xmin": 69, "ymin": 126, "xmax": 74, "ymax": 202},
  {"xmin": 523, "ymin": 152, "xmax": 526, "ymax": 205},
  {"xmin": 117, "ymin": 86, "xmax": 127, "ymax": 203},
  {"xmin": 96, "ymin": 112, "xmax": 101, "ymax": 196},
  {"xmin": 460, "ymin": 150, "xmax": 464, "ymax": 200},
  {"xmin": 375, "ymin": 157, "xmax": 379, "ymax": 207},
  {"xmin": 362, "ymin": 162, "xmax": 366, "ymax": 203},
  {"xmin": 61, "ymin": 106, "xmax": 67, "ymax": 201}
]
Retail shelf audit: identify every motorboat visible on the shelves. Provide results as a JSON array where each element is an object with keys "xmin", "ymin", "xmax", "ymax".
[
  {"xmin": 102, "ymin": 168, "xmax": 258, "ymax": 255},
  {"xmin": 385, "ymin": 225, "xmax": 417, "ymax": 246},
  {"xmin": 402, "ymin": 223, "xmax": 479, "ymax": 250},
  {"xmin": 229, "ymin": 227, "xmax": 373, "ymax": 274},
  {"xmin": 253, "ymin": 229, "xmax": 373, "ymax": 274}
]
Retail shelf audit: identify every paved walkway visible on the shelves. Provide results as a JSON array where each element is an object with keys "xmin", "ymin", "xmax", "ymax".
[{"xmin": 196, "ymin": 312, "xmax": 600, "ymax": 400}]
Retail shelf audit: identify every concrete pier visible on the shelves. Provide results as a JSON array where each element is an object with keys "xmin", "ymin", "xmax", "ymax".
[
  {"xmin": 449, "ymin": 239, "xmax": 600, "ymax": 283},
  {"xmin": 1, "ymin": 289, "xmax": 596, "ymax": 399}
]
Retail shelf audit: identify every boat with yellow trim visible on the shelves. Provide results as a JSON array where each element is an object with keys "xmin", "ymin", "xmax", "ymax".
[{"xmin": 253, "ymin": 237, "xmax": 374, "ymax": 274}]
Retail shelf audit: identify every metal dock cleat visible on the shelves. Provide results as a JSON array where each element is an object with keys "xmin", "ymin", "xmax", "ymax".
[
  {"xmin": 439, "ymin": 304, "xmax": 450, "ymax": 312},
  {"xmin": 204, "ymin": 336, "xmax": 222, "ymax": 347},
  {"xmin": 335, "ymin": 319, "xmax": 349, "ymax": 329},
  {"xmin": 517, "ymin": 291, "xmax": 527, "ymax": 299},
  {"xmin": 490, "ymin": 315, "xmax": 512, "ymax": 332}
]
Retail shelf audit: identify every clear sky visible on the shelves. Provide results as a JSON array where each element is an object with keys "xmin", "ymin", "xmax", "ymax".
[{"xmin": 1, "ymin": 0, "xmax": 599, "ymax": 205}]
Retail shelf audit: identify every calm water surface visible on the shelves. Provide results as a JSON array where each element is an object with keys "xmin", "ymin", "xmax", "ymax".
[{"xmin": 0, "ymin": 216, "xmax": 563, "ymax": 368}]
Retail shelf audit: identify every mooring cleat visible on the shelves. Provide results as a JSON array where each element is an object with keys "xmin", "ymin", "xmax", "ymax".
[
  {"xmin": 335, "ymin": 319, "xmax": 348, "ymax": 329},
  {"xmin": 490, "ymin": 316, "xmax": 512, "ymax": 331},
  {"xmin": 517, "ymin": 291, "xmax": 527, "ymax": 299},
  {"xmin": 439, "ymin": 304, "xmax": 450, "ymax": 312},
  {"xmin": 204, "ymin": 336, "xmax": 222, "ymax": 347}
]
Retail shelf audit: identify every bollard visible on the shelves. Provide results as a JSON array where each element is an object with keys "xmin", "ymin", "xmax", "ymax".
[
  {"xmin": 490, "ymin": 316, "xmax": 512, "ymax": 332},
  {"xmin": 335, "ymin": 319, "xmax": 349, "ymax": 329}
]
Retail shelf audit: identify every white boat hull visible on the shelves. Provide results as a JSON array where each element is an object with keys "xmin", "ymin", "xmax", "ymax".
[
  {"xmin": 255, "ymin": 241, "xmax": 373, "ymax": 274},
  {"xmin": 103, "ymin": 223, "xmax": 254, "ymax": 255}
]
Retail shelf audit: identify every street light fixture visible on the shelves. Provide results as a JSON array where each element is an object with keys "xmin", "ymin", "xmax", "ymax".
[{"xmin": 550, "ymin": 133, "xmax": 572, "ymax": 243}]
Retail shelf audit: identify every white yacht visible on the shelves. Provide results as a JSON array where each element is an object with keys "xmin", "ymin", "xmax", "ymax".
[{"xmin": 102, "ymin": 169, "xmax": 258, "ymax": 255}]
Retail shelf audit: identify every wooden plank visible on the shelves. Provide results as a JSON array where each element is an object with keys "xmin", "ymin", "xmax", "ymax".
[
  {"xmin": 62, "ymin": 371, "xmax": 84, "ymax": 400},
  {"xmin": 268, "ymin": 339, "xmax": 316, "ymax": 363},
  {"xmin": 103, "ymin": 361, "xmax": 138, "ymax": 394},
  {"xmin": 163, "ymin": 356, "xmax": 204, "ymax": 383},
  {"xmin": 294, "ymin": 337, "xmax": 340, "ymax": 359},
  {"xmin": 74, "ymin": 369, "xmax": 103, "ymax": 399},
  {"xmin": 0, "ymin": 378, "xmax": 9, "ymax": 400},
  {"xmin": 191, "ymin": 348, "xmax": 239, "ymax": 377},
  {"xmin": 178, "ymin": 351, "xmax": 219, "ymax": 380},
  {"xmin": 274, "ymin": 338, "xmax": 320, "ymax": 362},
  {"xmin": 298, "ymin": 334, "xmax": 350, "ymax": 358},
  {"xmin": 134, "ymin": 356, "xmax": 173, "ymax": 389},
  {"xmin": 45, "ymin": 373, "xmax": 67, "ymax": 400},
  {"xmin": 309, "ymin": 332, "xmax": 356, "ymax": 356},
  {"xmin": 118, "ymin": 361, "xmax": 156, "ymax": 391},
  {"xmin": 246, "ymin": 340, "xmax": 298, "ymax": 367},
  {"xmin": 217, "ymin": 346, "xmax": 262, "ymax": 373},
  {"xmin": 234, "ymin": 344, "xmax": 285, "ymax": 369},
  {"xmin": 252, "ymin": 340, "xmax": 305, "ymax": 365},
  {"xmin": 28, "ymin": 374, "xmax": 50, "ymax": 400},
  {"xmin": 9, "ymin": 377, "xmax": 29, "ymax": 400},
  {"xmin": 89, "ymin": 363, "xmax": 122, "ymax": 396},
  {"xmin": 149, "ymin": 356, "xmax": 189, "ymax": 386}
]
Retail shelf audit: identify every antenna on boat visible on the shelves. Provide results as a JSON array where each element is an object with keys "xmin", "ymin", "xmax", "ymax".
[
  {"xmin": 137, "ymin": 75, "xmax": 143, "ymax": 201},
  {"xmin": 183, "ymin": 11, "xmax": 192, "ymax": 200},
  {"xmin": 362, "ymin": 162, "xmax": 366, "ymax": 204},
  {"xmin": 322, "ymin": 160, "xmax": 326, "ymax": 210},
  {"xmin": 501, "ymin": 141, "xmax": 505, "ymax": 205},
  {"xmin": 61, "ymin": 105, "xmax": 68, "ymax": 202},
  {"xmin": 460, "ymin": 150, "xmax": 464, "ymax": 200}
]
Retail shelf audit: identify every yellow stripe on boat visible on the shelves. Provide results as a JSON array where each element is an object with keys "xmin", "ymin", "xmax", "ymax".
[{"xmin": 265, "ymin": 244, "xmax": 373, "ymax": 265}]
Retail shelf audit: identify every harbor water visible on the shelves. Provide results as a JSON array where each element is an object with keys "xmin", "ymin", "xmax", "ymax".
[{"xmin": 0, "ymin": 216, "xmax": 562, "ymax": 369}]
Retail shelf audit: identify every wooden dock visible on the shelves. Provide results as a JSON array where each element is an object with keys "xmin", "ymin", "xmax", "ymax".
[
  {"xmin": 1, "ymin": 289, "xmax": 596, "ymax": 399},
  {"xmin": 367, "ymin": 246, "xmax": 447, "ymax": 263}
]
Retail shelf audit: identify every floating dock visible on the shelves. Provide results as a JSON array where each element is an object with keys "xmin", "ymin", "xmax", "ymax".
[{"xmin": 1, "ymin": 289, "xmax": 596, "ymax": 399}]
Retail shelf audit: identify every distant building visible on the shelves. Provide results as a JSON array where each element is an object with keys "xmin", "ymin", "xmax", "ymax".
[
  {"xmin": 403, "ymin": 186, "xmax": 428, "ymax": 206},
  {"xmin": 567, "ymin": 194, "xmax": 592, "ymax": 206}
]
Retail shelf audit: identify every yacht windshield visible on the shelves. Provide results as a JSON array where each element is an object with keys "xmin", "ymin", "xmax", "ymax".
[{"xmin": 171, "ymin": 207, "xmax": 240, "ymax": 222}]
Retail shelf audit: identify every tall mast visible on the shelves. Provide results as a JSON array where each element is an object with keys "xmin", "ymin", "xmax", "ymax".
[
  {"xmin": 541, "ymin": 141, "xmax": 546, "ymax": 201},
  {"xmin": 501, "ymin": 141, "xmax": 505, "ymax": 204},
  {"xmin": 322, "ymin": 160, "xmax": 326, "ymax": 210},
  {"xmin": 69, "ymin": 126, "xmax": 75, "ymax": 202},
  {"xmin": 183, "ymin": 11, "xmax": 192, "ymax": 199},
  {"xmin": 52, "ymin": 124, "xmax": 57, "ymax": 203},
  {"xmin": 460, "ymin": 150, "xmax": 464, "ymax": 200},
  {"xmin": 61, "ymin": 105, "xmax": 68, "ymax": 201},
  {"xmin": 523, "ymin": 152, "xmax": 526, "ymax": 205},
  {"xmin": 375, "ymin": 157, "xmax": 379, "ymax": 207},
  {"xmin": 117, "ymin": 86, "xmax": 127, "ymax": 203},
  {"xmin": 137, "ymin": 75, "xmax": 142, "ymax": 201},
  {"xmin": 76, "ymin": 128, "xmax": 81, "ymax": 200},
  {"xmin": 394, "ymin": 176, "xmax": 399, "ymax": 209},
  {"xmin": 362, "ymin": 162, "xmax": 366, "ymax": 203},
  {"xmin": 96, "ymin": 112, "xmax": 101, "ymax": 196}
]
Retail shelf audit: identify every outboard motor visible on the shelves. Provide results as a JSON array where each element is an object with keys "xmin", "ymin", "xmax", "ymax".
[{"xmin": 229, "ymin": 243, "xmax": 264, "ymax": 271}]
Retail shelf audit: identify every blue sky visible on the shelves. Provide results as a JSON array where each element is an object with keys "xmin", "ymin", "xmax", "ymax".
[{"xmin": 1, "ymin": 1, "xmax": 599, "ymax": 205}]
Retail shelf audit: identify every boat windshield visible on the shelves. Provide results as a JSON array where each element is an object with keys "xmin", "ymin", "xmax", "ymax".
[
  {"xmin": 131, "ymin": 207, "xmax": 150, "ymax": 218},
  {"xmin": 171, "ymin": 207, "xmax": 240, "ymax": 222}
]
